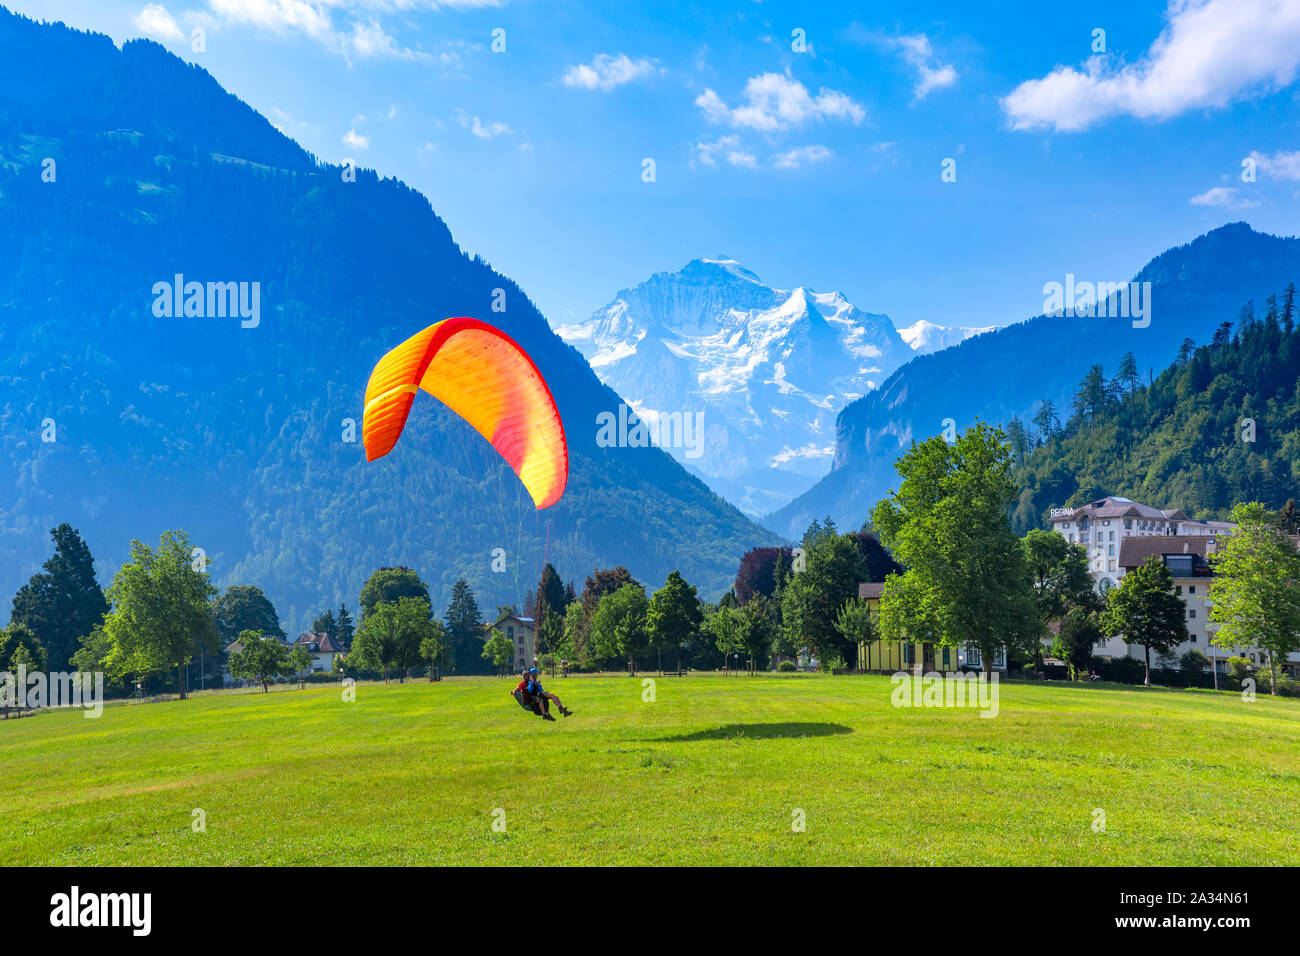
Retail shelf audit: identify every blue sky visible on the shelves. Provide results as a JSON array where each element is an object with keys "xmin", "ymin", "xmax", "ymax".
[{"xmin": 11, "ymin": 0, "xmax": 1300, "ymax": 329}]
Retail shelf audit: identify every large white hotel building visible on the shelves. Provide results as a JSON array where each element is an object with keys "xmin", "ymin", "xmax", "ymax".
[
  {"xmin": 1044, "ymin": 496, "xmax": 1285, "ymax": 675},
  {"xmin": 1048, "ymin": 496, "xmax": 1235, "ymax": 592}
]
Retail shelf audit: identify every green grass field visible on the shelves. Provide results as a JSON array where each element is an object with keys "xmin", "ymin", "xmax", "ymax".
[{"xmin": 2, "ymin": 673, "xmax": 1298, "ymax": 865}]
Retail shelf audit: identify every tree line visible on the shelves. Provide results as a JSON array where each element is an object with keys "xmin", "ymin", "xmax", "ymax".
[
  {"xmin": 1008, "ymin": 284, "xmax": 1300, "ymax": 533},
  {"xmin": 3, "ymin": 420, "xmax": 1295, "ymax": 701}
]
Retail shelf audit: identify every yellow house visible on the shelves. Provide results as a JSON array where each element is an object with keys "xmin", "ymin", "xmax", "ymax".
[
  {"xmin": 854, "ymin": 582, "xmax": 1005, "ymax": 673},
  {"xmin": 855, "ymin": 582, "xmax": 912, "ymax": 671}
]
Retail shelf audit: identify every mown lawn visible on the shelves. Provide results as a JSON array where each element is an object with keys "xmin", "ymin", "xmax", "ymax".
[{"xmin": 1, "ymin": 673, "xmax": 1297, "ymax": 865}]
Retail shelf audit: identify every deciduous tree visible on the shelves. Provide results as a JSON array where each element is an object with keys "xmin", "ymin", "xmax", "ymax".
[
  {"xmin": 1209, "ymin": 502, "xmax": 1300, "ymax": 695},
  {"xmin": 228, "ymin": 631, "xmax": 292, "ymax": 692},
  {"xmin": 871, "ymin": 423, "xmax": 1040, "ymax": 677},
  {"xmin": 648, "ymin": 570, "xmax": 703, "ymax": 672},
  {"xmin": 213, "ymin": 585, "xmax": 284, "ymax": 644},
  {"xmin": 102, "ymin": 530, "xmax": 219, "ymax": 698},
  {"xmin": 1101, "ymin": 556, "xmax": 1188, "ymax": 685}
]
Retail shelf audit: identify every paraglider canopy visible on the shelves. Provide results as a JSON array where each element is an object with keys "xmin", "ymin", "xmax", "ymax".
[{"xmin": 362, "ymin": 317, "xmax": 568, "ymax": 509}]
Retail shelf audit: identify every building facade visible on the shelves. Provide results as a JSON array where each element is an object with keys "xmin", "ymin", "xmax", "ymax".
[
  {"xmin": 1114, "ymin": 536, "xmax": 1300, "ymax": 678},
  {"xmin": 1049, "ymin": 496, "xmax": 1235, "ymax": 592},
  {"xmin": 853, "ymin": 582, "xmax": 1007, "ymax": 673},
  {"xmin": 293, "ymin": 632, "xmax": 347, "ymax": 673},
  {"xmin": 487, "ymin": 613, "xmax": 536, "ymax": 671}
]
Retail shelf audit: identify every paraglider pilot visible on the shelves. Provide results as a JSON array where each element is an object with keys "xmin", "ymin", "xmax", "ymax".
[{"xmin": 512, "ymin": 667, "xmax": 573, "ymax": 721}]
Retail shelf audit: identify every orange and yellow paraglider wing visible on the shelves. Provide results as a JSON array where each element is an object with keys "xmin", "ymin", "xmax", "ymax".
[
  {"xmin": 362, "ymin": 318, "xmax": 568, "ymax": 509},
  {"xmin": 419, "ymin": 325, "xmax": 567, "ymax": 508},
  {"xmin": 362, "ymin": 321, "xmax": 442, "ymax": 462}
]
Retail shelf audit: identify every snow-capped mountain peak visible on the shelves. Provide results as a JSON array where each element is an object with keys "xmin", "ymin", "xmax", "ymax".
[
  {"xmin": 556, "ymin": 258, "xmax": 914, "ymax": 516},
  {"xmin": 899, "ymin": 319, "xmax": 996, "ymax": 354}
]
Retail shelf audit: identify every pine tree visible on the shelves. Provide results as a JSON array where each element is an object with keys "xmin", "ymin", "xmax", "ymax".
[
  {"xmin": 1005, "ymin": 416, "xmax": 1029, "ymax": 468},
  {"xmin": 11, "ymin": 524, "xmax": 109, "ymax": 672},
  {"xmin": 534, "ymin": 563, "xmax": 566, "ymax": 622},
  {"xmin": 1118, "ymin": 352, "xmax": 1139, "ymax": 391},
  {"xmin": 1279, "ymin": 499, "xmax": 1299, "ymax": 535},
  {"xmin": 336, "ymin": 604, "xmax": 356, "ymax": 648},
  {"xmin": 1072, "ymin": 365, "xmax": 1107, "ymax": 426},
  {"xmin": 1239, "ymin": 300, "xmax": 1255, "ymax": 330},
  {"xmin": 312, "ymin": 608, "xmax": 337, "ymax": 640},
  {"xmin": 1032, "ymin": 399, "xmax": 1059, "ymax": 443},
  {"xmin": 444, "ymin": 578, "xmax": 483, "ymax": 675}
]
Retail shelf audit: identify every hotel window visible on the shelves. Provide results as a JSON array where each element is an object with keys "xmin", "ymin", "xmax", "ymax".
[
  {"xmin": 1189, "ymin": 609, "xmax": 1196, "ymax": 618},
  {"xmin": 1188, "ymin": 585, "xmax": 1196, "ymax": 594},
  {"xmin": 1124, "ymin": 519, "xmax": 1132, "ymax": 529}
]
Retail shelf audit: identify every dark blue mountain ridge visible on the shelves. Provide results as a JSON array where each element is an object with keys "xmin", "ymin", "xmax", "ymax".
[
  {"xmin": 0, "ymin": 7, "xmax": 782, "ymax": 633},
  {"xmin": 767, "ymin": 221, "xmax": 1300, "ymax": 538}
]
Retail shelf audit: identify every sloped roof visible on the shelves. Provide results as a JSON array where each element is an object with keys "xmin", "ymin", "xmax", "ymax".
[
  {"xmin": 487, "ymin": 613, "xmax": 536, "ymax": 630},
  {"xmin": 295, "ymin": 631, "xmax": 345, "ymax": 653},
  {"xmin": 858, "ymin": 582, "xmax": 886, "ymax": 600},
  {"xmin": 228, "ymin": 633, "xmax": 286, "ymax": 655},
  {"xmin": 1117, "ymin": 535, "xmax": 1215, "ymax": 571},
  {"xmin": 1053, "ymin": 496, "xmax": 1185, "ymax": 522}
]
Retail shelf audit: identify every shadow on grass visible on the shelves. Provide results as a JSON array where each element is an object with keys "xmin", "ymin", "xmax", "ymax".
[{"xmin": 644, "ymin": 722, "xmax": 853, "ymax": 743}]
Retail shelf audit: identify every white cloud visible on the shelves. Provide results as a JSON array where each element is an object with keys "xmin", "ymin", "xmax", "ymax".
[
  {"xmin": 134, "ymin": 3, "xmax": 185, "ymax": 42},
  {"xmin": 771, "ymin": 145, "xmax": 832, "ymax": 169},
  {"xmin": 1003, "ymin": 0, "xmax": 1300, "ymax": 132},
  {"xmin": 694, "ymin": 135, "xmax": 758, "ymax": 168},
  {"xmin": 349, "ymin": 19, "xmax": 432, "ymax": 61},
  {"xmin": 342, "ymin": 127, "xmax": 369, "ymax": 149},
  {"xmin": 202, "ymin": 1, "xmax": 494, "ymax": 59},
  {"xmin": 454, "ymin": 108, "xmax": 512, "ymax": 138},
  {"xmin": 895, "ymin": 34, "xmax": 957, "ymax": 100},
  {"xmin": 207, "ymin": 0, "xmax": 334, "ymax": 41},
  {"xmin": 695, "ymin": 72, "xmax": 864, "ymax": 132},
  {"xmin": 1250, "ymin": 149, "xmax": 1300, "ymax": 180},
  {"xmin": 696, "ymin": 138, "xmax": 832, "ymax": 170},
  {"xmin": 562, "ymin": 53, "xmax": 659, "ymax": 91},
  {"xmin": 1189, "ymin": 186, "xmax": 1258, "ymax": 209}
]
